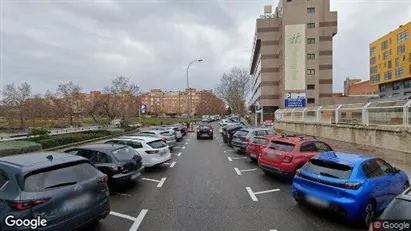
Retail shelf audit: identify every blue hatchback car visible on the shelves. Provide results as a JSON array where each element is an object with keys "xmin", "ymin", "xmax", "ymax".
[{"xmin": 292, "ymin": 151, "xmax": 409, "ymax": 226}]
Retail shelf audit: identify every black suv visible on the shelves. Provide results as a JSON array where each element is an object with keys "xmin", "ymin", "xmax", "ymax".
[{"xmin": 196, "ymin": 125, "xmax": 214, "ymax": 139}]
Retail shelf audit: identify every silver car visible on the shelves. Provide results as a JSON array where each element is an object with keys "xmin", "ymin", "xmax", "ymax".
[{"xmin": 134, "ymin": 130, "xmax": 177, "ymax": 150}]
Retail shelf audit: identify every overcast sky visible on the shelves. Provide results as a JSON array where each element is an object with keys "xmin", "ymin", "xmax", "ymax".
[{"xmin": 1, "ymin": 0, "xmax": 410, "ymax": 95}]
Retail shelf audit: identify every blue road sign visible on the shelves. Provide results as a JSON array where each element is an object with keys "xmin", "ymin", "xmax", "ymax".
[
  {"xmin": 255, "ymin": 106, "xmax": 262, "ymax": 113},
  {"xmin": 141, "ymin": 104, "xmax": 147, "ymax": 113},
  {"xmin": 285, "ymin": 98, "xmax": 306, "ymax": 108}
]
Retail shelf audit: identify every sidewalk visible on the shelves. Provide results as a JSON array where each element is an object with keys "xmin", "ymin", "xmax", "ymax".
[{"xmin": 276, "ymin": 129, "xmax": 411, "ymax": 177}]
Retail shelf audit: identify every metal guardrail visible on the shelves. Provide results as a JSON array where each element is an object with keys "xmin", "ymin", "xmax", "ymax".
[{"xmin": 274, "ymin": 100, "xmax": 411, "ymax": 128}]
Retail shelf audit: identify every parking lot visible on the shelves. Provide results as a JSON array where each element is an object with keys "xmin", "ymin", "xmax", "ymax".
[{"xmin": 74, "ymin": 122, "xmax": 368, "ymax": 231}]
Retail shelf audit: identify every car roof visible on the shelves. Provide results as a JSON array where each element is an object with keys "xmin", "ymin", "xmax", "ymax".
[
  {"xmin": 76, "ymin": 143, "xmax": 127, "ymax": 153},
  {"xmin": 270, "ymin": 135, "xmax": 317, "ymax": 144},
  {"xmin": 254, "ymin": 135, "xmax": 281, "ymax": 139},
  {"xmin": 117, "ymin": 136, "xmax": 161, "ymax": 142},
  {"xmin": 315, "ymin": 151, "xmax": 374, "ymax": 166},
  {"xmin": 239, "ymin": 128, "xmax": 270, "ymax": 132},
  {"xmin": 0, "ymin": 152, "xmax": 87, "ymax": 171}
]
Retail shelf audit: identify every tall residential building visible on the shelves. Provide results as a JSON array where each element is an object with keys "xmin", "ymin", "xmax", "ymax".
[
  {"xmin": 248, "ymin": 0, "xmax": 337, "ymax": 119},
  {"xmin": 369, "ymin": 21, "xmax": 411, "ymax": 99}
]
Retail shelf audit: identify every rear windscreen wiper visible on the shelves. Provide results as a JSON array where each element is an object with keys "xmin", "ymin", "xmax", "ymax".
[
  {"xmin": 319, "ymin": 172, "xmax": 339, "ymax": 178},
  {"xmin": 44, "ymin": 181, "xmax": 77, "ymax": 189}
]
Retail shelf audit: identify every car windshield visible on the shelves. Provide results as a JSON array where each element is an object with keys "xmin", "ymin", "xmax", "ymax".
[
  {"xmin": 147, "ymin": 140, "xmax": 167, "ymax": 149},
  {"xmin": 380, "ymin": 198, "xmax": 411, "ymax": 220},
  {"xmin": 252, "ymin": 138, "xmax": 268, "ymax": 145},
  {"xmin": 160, "ymin": 131, "xmax": 170, "ymax": 136},
  {"xmin": 235, "ymin": 130, "xmax": 249, "ymax": 136},
  {"xmin": 269, "ymin": 141, "xmax": 295, "ymax": 152},
  {"xmin": 303, "ymin": 159, "xmax": 353, "ymax": 179},
  {"xmin": 111, "ymin": 147, "xmax": 137, "ymax": 161},
  {"xmin": 199, "ymin": 126, "xmax": 211, "ymax": 129},
  {"xmin": 23, "ymin": 162, "xmax": 99, "ymax": 192}
]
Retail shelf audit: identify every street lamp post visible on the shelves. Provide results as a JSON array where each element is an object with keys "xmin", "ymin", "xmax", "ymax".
[{"xmin": 186, "ymin": 59, "xmax": 203, "ymax": 120}]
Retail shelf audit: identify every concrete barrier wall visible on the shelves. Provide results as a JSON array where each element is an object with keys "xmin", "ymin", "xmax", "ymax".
[{"xmin": 274, "ymin": 121, "xmax": 411, "ymax": 157}]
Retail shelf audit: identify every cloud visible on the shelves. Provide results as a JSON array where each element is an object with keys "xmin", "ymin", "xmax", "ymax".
[{"xmin": 1, "ymin": 0, "xmax": 410, "ymax": 95}]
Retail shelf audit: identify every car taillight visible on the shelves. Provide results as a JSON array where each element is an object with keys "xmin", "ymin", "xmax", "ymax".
[
  {"xmin": 209, "ymin": 130, "xmax": 213, "ymax": 133},
  {"xmin": 98, "ymin": 175, "xmax": 109, "ymax": 184},
  {"xmin": 242, "ymin": 137, "xmax": 250, "ymax": 142},
  {"xmin": 283, "ymin": 155, "xmax": 293, "ymax": 163},
  {"xmin": 345, "ymin": 182, "xmax": 361, "ymax": 190},
  {"xmin": 145, "ymin": 150, "xmax": 159, "ymax": 154},
  {"xmin": 8, "ymin": 198, "xmax": 51, "ymax": 211},
  {"xmin": 110, "ymin": 166, "xmax": 124, "ymax": 172},
  {"xmin": 161, "ymin": 137, "xmax": 167, "ymax": 142},
  {"xmin": 295, "ymin": 169, "xmax": 302, "ymax": 176}
]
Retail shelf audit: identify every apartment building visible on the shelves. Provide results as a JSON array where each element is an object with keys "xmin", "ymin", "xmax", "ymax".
[
  {"xmin": 140, "ymin": 88, "xmax": 205, "ymax": 114},
  {"xmin": 369, "ymin": 21, "xmax": 411, "ymax": 99},
  {"xmin": 344, "ymin": 78, "xmax": 378, "ymax": 96},
  {"xmin": 248, "ymin": 0, "xmax": 337, "ymax": 119}
]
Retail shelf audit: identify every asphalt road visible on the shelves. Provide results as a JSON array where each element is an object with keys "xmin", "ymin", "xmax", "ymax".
[{"xmin": 82, "ymin": 123, "xmax": 366, "ymax": 231}]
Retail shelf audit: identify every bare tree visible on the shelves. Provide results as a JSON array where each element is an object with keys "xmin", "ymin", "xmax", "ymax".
[
  {"xmin": 196, "ymin": 91, "xmax": 226, "ymax": 115},
  {"xmin": 56, "ymin": 81, "xmax": 82, "ymax": 126},
  {"xmin": 25, "ymin": 94, "xmax": 45, "ymax": 127},
  {"xmin": 215, "ymin": 67, "xmax": 250, "ymax": 116},
  {"xmin": 2, "ymin": 82, "xmax": 32, "ymax": 128},
  {"xmin": 103, "ymin": 76, "xmax": 141, "ymax": 121}
]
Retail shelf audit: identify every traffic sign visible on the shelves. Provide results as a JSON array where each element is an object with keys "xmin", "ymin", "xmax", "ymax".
[
  {"xmin": 255, "ymin": 106, "xmax": 262, "ymax": 113},
  {"xmin": 141, "ymin": 104, "xmax": 147, "ymax": 113}
]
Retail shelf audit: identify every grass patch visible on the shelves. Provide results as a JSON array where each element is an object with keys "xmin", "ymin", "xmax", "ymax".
[{"xmin": 0, "ymin": 141, "xmax": 42, "ymax": 157}]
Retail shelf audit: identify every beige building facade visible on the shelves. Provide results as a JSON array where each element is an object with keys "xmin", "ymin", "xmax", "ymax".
[{"xmin": 249, "ymin": 0, "xmax": 337, "ymax": 119}]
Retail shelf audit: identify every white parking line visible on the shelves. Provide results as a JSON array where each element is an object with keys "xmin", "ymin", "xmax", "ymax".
[
  {"xmin": 182, "ymin": 146, "xmax": 186, "ymax": 149},
  {"xmin": 130, "ymin": 209, "xmax": 148, "ymax": 231},
  {"xmin": 270, "ymin": 229, "xmax": 278, "ymax": 231},
  {"xmin": 142, "ymin": 177, "xmax": 160, "ymax": 183},
  {"xmin": 185, "ymin": 142, "xmax": 188, "ymax": 145},
  {"xmin": 227, "ymin": 156, "xmax": 233, "ymax": 161},
  {"xmin": 231, "ymin": 157, "xmax": 247, "ymax": 160},
  {"xmin": 241, "ymin": 168, "xmax": 258, "ymax": 173},
  {"xmin": 234, "ymin": 168, "xmax": 242, "ymax": 175},
  {"xmin": 157, "ymin": 177, "xmax": 167, "ymax": 187},
  {"xmin": 177, "ymin": 152, "xmax": 182, "ymax": 156},
  {"xmin": 254, "ymin": 189, "xmax": 280, "ymax": 195},
  {"xmin": 110, "ymin": 211, "xmax": 136, "ymax": 221},
  {"xmin": 246, "ymin": 187, "xmax": 258, "ymax": 201},
  {"xmin": 115, "ymin": 192, "xmax": 131, "ymax": 197},
  {"xmin": 170, "ymin": 161, "xmax": 176, "ymax": 168}
]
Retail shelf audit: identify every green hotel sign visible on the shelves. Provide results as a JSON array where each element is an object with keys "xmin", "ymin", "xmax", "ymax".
[
  {"xmin": 259, "ymin": 13, "xmax": 275, "ymax": 19},
  {"xmin": 289, "ymin": 32, "xmax": 302, "ymax": 44},
  {"xmin": 289, "ymin": 32, "xmax": 303, "ymax": 82}
]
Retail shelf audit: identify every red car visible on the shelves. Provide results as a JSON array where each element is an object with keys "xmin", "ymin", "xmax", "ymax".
[
  {"xmin": 258, "ymin": 135, "xmax": 334, "ymax": 178},
  {"xmin": 245, "ymin": 135, "xmax": 281, "ymax": 161}
]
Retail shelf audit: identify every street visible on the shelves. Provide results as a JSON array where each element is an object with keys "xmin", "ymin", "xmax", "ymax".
[{"xmin": 81, "ymin": 123, "xmax": 364, "ymax": 231}]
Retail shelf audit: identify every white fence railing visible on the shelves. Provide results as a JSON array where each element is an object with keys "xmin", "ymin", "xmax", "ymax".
[{"xmin": 274, "ymin": 100, "xmax": 411, "ymax": 127}]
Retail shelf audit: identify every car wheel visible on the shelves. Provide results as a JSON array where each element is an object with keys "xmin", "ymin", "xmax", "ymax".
[
  {"xmin": 197, "ymin": 137, "xmax": 200, "ymax": 140},
  {"xmin": 210, "ymin": 136, "xmax": 213, "ymax": 140},
  {"xmin": 363, "ymin": 200, "xmax": 376, "ymax": 227}
]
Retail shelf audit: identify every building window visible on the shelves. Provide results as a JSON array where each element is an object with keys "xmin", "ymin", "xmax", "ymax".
[
  {"xmin": 370, "ymin": 57, "xmax": 376, "ymax": 65},
  {"xmin": 383, "ymin": 51, "xmax": 388, "ymax": 60},
  {"xmin": 388, "ymin": 60, "xmax": 392, "ymax": 68},
  {"xmin": 395, "ymin": 67, "xmax": 403, "ymax": 77},
  {"xmin": 397, "ymin": 30, "xmax": 409, "ymax": 43},
  {"xmin": 395, "ymin": 57, "xmax": 400, "ymax": 66},
  {"xmin": 307, "ymin": 7, "xmax": 315, "ymax": 13},
  {"xmin": 307, "ymin": 23, "xmax": 315, "ymax": 28},
  {"xmin": 381, "ymin": 40, "xmax": 389, "ymax": 50},
  {"xmin": 370, "ymin": 66, "xmax": 378, "ymax": 74},
  {"xmin": 307, "ymin": 69, "xmax": 315, "ymax": 75},
  {"xmin": 307, "ymin": 38, "xmax": 315, "ymax": 44},
  {"xmin": 307, "ymin": 54, "xmax": 315, "ymax": 60},
  {"xmin": 380, "ymin": 84, "xmax": 386, "ymax": 92},
  {"xmin": 404, "ymin": 79, "xmax": 411, "ymax": 88},
  {"xmin": 397, "ymin": 45, "xmax": 406, "ymax": 54},
  {"xmin": 307, "ymin": 98, "xmax": 315, "ymax": 104},
  {"xmin": 384, "ymin": 71, "xmax": 392, "ymax": 80},
  {"xmin": 370, "ymin": 47, "xmax": 376, "ymax": 55},
  {"xmin": 307, "ymin": 84, "xmax": 315, "ymax": 89},
  {"xmin": 393, "ymin": 81, "xmax": 402, "ymax": 90}
]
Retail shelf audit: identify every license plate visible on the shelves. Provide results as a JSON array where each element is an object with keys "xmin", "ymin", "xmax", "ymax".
[
  {"xmin": 306, "ymin": 195, "xmax": 329, "ymax": 207},
  {"xmin": 267, "ymin": 153, "xmax": 279, "ymax": 159},
  {"xmin": 201, "ymin": 134, "xmax": 209, "ymax": 137},
  {"xmin": 62, "ymin": 194, "xmax": 91, "ymax": 212},
  {"xmin": 249, "ymin": 154, "xmax": 257, "ymax": 158}
]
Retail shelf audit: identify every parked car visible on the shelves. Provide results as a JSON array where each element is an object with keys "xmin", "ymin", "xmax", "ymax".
[
  {"xmin": 196, "ymin": 124, "xmax": 214, "ymax": 139},
  {"xmin": 292, "ymin": 152, "xmax": 409, "ymax": 226},
  {"xmin": 376, "ymin": 186, "xmax": 411, "ymax": 224},
  {"xmin": 231, "ymin": 128, "xmax": 277, "ymax": 153},
  {"xmin": 259, "ymin": 135, "xmax": 332, "ymax": 178},
  {"xmin": 0, "ymin": 152, "xmax": 110, "ymax": 231},
  {"xmin": 221, "ymin": 124, "xmax": 243, "ymax": 143},
  {"xmin": 226, "ymin": 125, "xmax": 246, "ymax": 147},
  {"xmin": 173, "ymin": 123, "xmax": 187, "ymax": 136},
  {"xmin": 133, "ymin": 130, "xmax": 177, "ymax": 150},
  {"xmin": 64, "ymin": 144, "xmax": 144, "ymax": 188},
  {"xmin": 245, "ymin": 135, "xmax": 281, "ymax": 161},
  {"xmin": 104, "ymin": 137, "xmax": 171, "ymax": 167},
  {"xmin": 152, "ymin": 126, "xmax": 182, "ymax": 141}
]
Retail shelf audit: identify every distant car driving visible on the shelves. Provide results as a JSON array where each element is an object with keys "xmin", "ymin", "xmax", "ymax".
[{"xmin": 196, "ymin": 124, "xmax": 214, "ymax": 139}]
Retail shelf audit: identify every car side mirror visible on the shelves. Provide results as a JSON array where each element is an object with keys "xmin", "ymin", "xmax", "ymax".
[{"xmin": 393, "ymin": 167, "xmax": 400, "ymax": 174}]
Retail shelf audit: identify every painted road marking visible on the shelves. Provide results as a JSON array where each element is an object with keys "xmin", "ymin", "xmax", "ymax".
[
  {"xmin": 234, "ymin": 168, "xmax": 258, "ymax": 175},
  {"xmin": 254, "ymin": 189, "xmax": 280, "ymax": 195},
  {"xmin": 246, "ymin": 187, "xmax": 258, "ymax": 202},
  {"xmin": 270, "ymin": 229, "xmax": 278, "ymax": 231},
  {"xmin": 227, "ymin": 156, "xmax": 233, "ymax": 161},
  {"xmin": 130, "ymin": 209, "xmax": 148, "ymax": 231},
  {"xmin": 115, "ymin": 192, "xmax": 131, "ymax": 197},
  {"xmin": 170, "ymin": 161, "xmax": 176, "ymax": 168},
  {"xmin": 157, "ymin": 177, "xmax": 167, "ymax": 188},
  {"xmin": 182, "ymin": 146, "xmax": 186, "ymax": 149},
  {"xmin": 231, "ymin": 157, "xmax": 247, "ymax": 160},
  {"xmin": 185, "ymin": 142, "xmax": 188, "ymax": 145},
  {"xmin": 177, "ymin": 152, "xmax": 182, "ymax": 156},
  {"xmin": 142, "ymin": 177, "xmax": 160, "ymax": 183},
  {"xmin": 110, "ymin": 211, "xmax": 137, "ymax": 221}
]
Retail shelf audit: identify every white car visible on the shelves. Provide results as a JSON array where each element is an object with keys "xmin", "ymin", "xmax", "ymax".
[{"xmin": 104, "ymin": 137, "xmax": 171, "ymax": 167}]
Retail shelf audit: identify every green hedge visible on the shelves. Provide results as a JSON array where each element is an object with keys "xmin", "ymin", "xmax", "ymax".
[
  {"xmin": 0, "ymin": 141, "xmax": 42, "ymax": 157},
  {"xmin": 28, "ymin": 130, "xmax": 114, "ymax": 149}
]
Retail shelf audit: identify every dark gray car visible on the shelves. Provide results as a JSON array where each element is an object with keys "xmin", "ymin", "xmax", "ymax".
[
  {"xmin": 231, "ymin": 128, "xmax": 277, "ymax": 152},
  {"xmin": 0, "ymin": 152, "xmax": 110, "ymax": 231}
]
